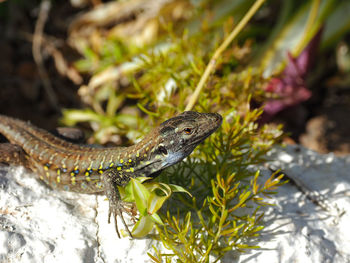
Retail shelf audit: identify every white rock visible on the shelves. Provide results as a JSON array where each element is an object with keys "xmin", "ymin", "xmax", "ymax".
[
  {"xmin": 233, "ymin": 145, "xmax": 350, "ymax": 263},
  {"xmin": 0, "ymin": 166, "xmax": 156, "ymax": 263},
  {"xmin": 1, "ymin": 145, "xmax": 349, "ymax": 262}
]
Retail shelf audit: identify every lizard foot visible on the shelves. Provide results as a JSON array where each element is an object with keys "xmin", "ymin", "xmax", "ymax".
[{"xmin": 107, "ymin": 200, "xmax": 133, "ymax": 238}]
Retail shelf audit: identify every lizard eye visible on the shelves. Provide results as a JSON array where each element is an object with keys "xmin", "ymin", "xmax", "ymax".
[
  {"xmin": 183, "ymin": 127, "xmax": 193, "ymax": 135},
  {"xmin": 158, "ymin": 146, "xmax": 168, "ymax": 155}
]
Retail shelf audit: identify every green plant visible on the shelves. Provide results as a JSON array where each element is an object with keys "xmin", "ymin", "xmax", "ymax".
[
  {"xmin": 62, "ymin": 0, "xmax": 350, "ymax": 261},
  {"xmin": 147, "ymin": 108, "xmax": 284, "ymax": 262}
]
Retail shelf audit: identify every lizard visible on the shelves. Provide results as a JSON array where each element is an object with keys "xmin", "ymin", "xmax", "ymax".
[{"xmin": 0, "ymin": 111, "xmax": 222, "ymax": 237}]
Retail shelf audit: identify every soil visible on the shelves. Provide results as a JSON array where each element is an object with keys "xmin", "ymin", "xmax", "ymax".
[
  {"xmin": 300, "ymin": 85, "xmax": 350, "ymax": 156},
  {"xmin": 0, "ymin": 1, "xmax": 81, "ymax": 130}
]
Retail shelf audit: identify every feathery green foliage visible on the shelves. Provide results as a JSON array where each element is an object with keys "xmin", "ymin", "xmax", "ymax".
[{"xmin": 148, "ymin": 108, "xmax": 284, "ymax": 262}]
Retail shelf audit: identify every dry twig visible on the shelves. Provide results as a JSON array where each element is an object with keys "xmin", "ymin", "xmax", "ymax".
[
  {"xmin": 185, "ymin": 0, "xmax": 266, "ymax": 111},
  {"xmin": 32, "ymin": 0, "xmax": 60, "ymax": 111}
]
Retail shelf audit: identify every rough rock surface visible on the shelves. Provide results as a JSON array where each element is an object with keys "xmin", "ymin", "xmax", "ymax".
[
  {"xmin": 0, "ymin": 166, "xmax": 155, "ymax": 263},
  {"xmin": 234, "ymin": 145, "xmax": 350, "ymax": 263},
  {"xmin": 1, "ymin": 145, "xmax": 349, "ymax": 262}
]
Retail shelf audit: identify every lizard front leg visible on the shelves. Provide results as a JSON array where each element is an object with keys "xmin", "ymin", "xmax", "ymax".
[{"xmin": 102, "ymin": 168, "xmax": 133, "ymax": 238}]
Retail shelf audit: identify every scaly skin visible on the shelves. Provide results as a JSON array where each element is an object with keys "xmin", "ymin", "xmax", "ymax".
[{"xmin": 0, "ymin": 111, "xmax": 222, "ymax": 237}]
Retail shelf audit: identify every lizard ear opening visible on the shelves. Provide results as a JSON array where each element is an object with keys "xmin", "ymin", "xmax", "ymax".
[{"xmin": 158, "ymin": 146, "xmax": 168, "ymax": 155}]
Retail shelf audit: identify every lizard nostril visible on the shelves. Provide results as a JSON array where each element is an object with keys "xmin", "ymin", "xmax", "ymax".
[{"xmin": 213, "ymin": 113, "xmax": 223, "ymax": 123}]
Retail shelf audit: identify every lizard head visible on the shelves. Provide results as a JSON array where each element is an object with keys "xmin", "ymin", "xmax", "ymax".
[
  {"xmin": 133, "ymin": 111, "xmax": 222, "ymax": 176},
  {"xmin": 155, "ymin": 111, "xmax": 222, "ymax": 169}
]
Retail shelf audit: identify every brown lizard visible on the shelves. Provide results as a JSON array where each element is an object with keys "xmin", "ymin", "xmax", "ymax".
[{"xmin": 0, "ymin": 111, "xmax": 222, "ymax": 237}]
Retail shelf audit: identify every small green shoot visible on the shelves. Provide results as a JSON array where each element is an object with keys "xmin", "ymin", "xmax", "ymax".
[{"xmin": 119, "ymin": 177, "xmax": 192, "ymax": 238}]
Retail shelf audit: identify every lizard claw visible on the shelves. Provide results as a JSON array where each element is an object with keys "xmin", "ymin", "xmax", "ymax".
[{"xmin": 108, "ymin": 200, "xmax": 133, "ymax": 238}]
